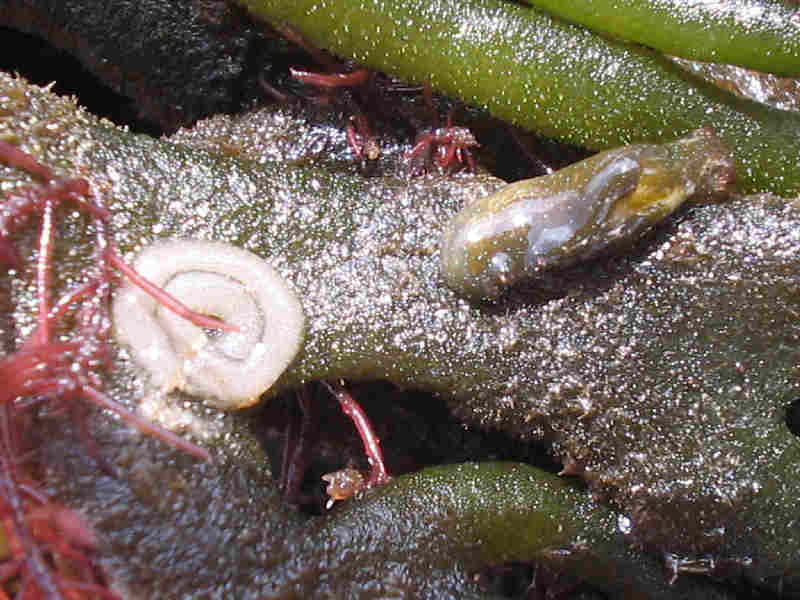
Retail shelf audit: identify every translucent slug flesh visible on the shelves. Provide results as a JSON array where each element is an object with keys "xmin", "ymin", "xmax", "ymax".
[{"xmin": 440, "ymin": 128, "xmax": 736, "ymax": 302}]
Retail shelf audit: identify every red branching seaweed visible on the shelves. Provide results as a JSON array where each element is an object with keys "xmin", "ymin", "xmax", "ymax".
[
  {"xmin": 277, "ymin": 382, "xmax": 391, "ymax": 510},
  {"xmin": 0, "ymin": 140, "xmax": 228, "ymax": 598},
  {"xmin": 0, "ymin": 403, "xmax": 118, "ymax": 600},
  {"xmin": 406, "ymin": 94, "xmax": 479, "ymax": 175},
  {"xmin": 323, "ymin": 382, "xmax": 390, "ymax": 488},
  {"xmin": 274, "ymin": 25, "xmax": 479, "ymax": 171}
]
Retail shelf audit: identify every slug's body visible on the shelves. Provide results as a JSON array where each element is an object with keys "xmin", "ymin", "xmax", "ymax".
[{"xmin": 440, "ymin": 128, "xmax": 735, "ymax": 302}]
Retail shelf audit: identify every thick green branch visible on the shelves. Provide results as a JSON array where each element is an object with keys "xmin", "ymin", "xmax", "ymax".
[{"xmin": 521, "ymin": 0, "xmax": 800, "ymax": 77}]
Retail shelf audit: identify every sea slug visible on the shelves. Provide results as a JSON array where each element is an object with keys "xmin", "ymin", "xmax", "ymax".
[{"xmin": 440, "ymin": 128, "xmax": 736, "ymax": 302}]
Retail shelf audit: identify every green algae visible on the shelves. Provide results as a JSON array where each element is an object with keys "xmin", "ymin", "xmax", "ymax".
[
  {"xmin": 6, "ymin": 0, "xmax": 800, "ymax": 195},
  {"xmin": 240, "ymin": 0, "xmax": 800, "ymax": 197},
  {"xmin": 2, "ymin": 72, "xmax": 800, "ymax": 596},
  {"xmin": 520, "ymin": 0, "xmax": 800, "ymax": 77},
  {"xmin": 40, "ymin": 416, "xmax": 694, "ymax": 599}
]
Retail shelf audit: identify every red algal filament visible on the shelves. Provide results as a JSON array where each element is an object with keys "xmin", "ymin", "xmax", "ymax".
[{"xmin": 0, "ymin": 140, "xmax": 238, "ymax": 599}]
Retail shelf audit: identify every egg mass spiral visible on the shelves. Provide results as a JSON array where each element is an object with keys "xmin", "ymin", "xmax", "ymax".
[{"xmin": 112, "ymin": 239, "xmax": 305, "ymax": 409}]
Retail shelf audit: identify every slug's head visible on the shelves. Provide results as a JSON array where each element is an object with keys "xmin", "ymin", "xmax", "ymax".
[
  {"xmin": 440, "ymin": 193, "xmax": 539, "ymax": 303},
  {"xmin": 440, "ymin": 207, "xmax": 512, "ymax": 303}
]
